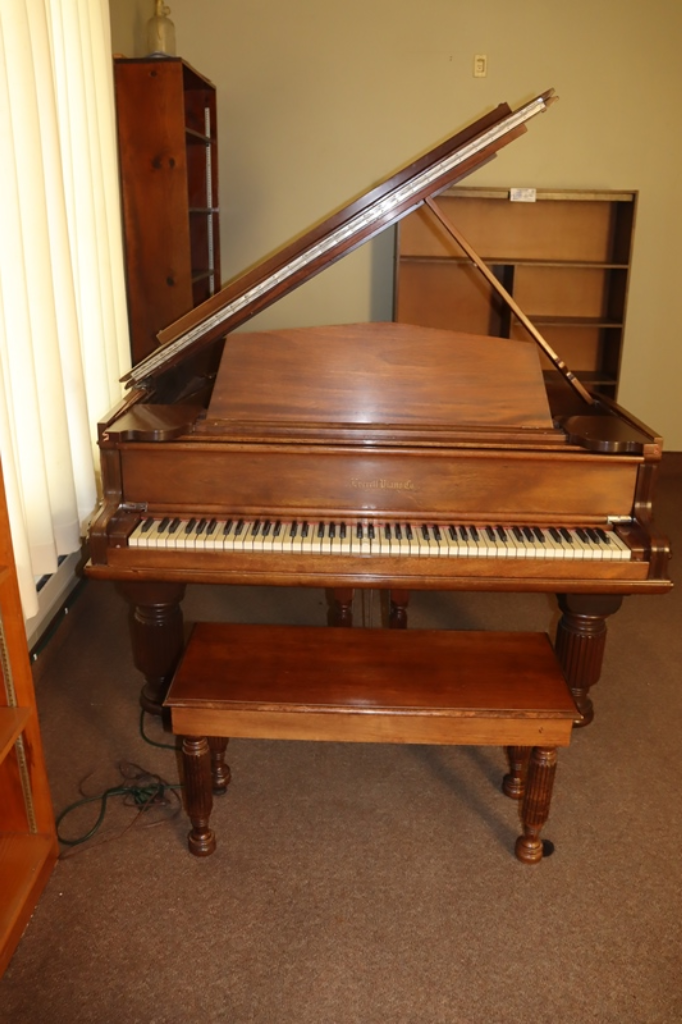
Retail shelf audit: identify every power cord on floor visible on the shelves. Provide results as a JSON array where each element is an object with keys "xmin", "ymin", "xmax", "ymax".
[
  {"xmin": 56, "ymin": 711, "xmax": 183, "ymax": 853},
  {"xmin": 139, "ymin": 708, "xmax": 177, "ymax": 750}
]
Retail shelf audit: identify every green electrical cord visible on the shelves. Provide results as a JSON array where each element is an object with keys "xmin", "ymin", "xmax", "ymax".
[
  {"xmin": 56, "ymin": 711, "xmax": 182, "ymax": 848},
  {"xmin": 138, "ymin": 708, "xmax": 177, "ymax": 750}
]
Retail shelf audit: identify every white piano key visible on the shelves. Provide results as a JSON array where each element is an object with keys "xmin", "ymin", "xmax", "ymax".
[
  {"xmin": 270, "ymin": 521, "xmax": 284, "ymax": 553},
  {"xmin": 377, "ymin": 523, "xmax": 393, "ymax": 556},
  {"xmin": 286, "ymin": 521, "xmax": 302, "ymax": 554},
  {"xmin": 221, "ymin": 520, "xmax": 237, "ymax": 550},
  {"xmin": 481, "ymin": 526, "xmax": 503, "ymax": 558},
  {"xmin": 300, "ymin": 522, "xmax": 315, "ymax": 555},
  {"xmin": 231, "ymin": 520, "xmax": 249, "ymax": 550},
  {"xmin": 393, "ymin": 523, "xmax": 411, "ymax": 557},
  {"xmin": 360, "ymin": 523, "xmax": 373, "ymax": 556},
  {"xmin": 193, "ymin": 519, "xmax": 211, "ymax": 550},
  {"xmin": 128, "ymin": 519, "xmax": 150, "ymax": 547},
  {"xmin": 338, "ymin": 522, "xmax": 352, "ymax": 555}
]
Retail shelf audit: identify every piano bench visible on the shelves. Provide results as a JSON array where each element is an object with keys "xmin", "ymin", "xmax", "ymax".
[{"xmin": 164, "ymin": 623, "xmax": 578, "ymax": 864}]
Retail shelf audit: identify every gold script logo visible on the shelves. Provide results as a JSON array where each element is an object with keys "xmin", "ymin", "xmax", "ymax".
[{"xmin": 351, "ymin": 478, "xmax": 415, "ymax": 491}]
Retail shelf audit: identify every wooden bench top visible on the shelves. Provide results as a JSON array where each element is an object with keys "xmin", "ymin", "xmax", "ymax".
[{"xmin": 165, "ymin": 624, "xmax": 577, "ymax": 746}]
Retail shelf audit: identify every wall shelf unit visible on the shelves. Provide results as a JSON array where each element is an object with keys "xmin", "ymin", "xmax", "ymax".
[
  {"xmin": 114, "ymin": 57, "xmax": 221, "ymax": 365},
  {"xmin": 394, "ymin": 187, "xmax": 638, "ymax": 397},
  {"xmin": 0, "ymin": 461, "xmax": 58, "ymax": 977}
]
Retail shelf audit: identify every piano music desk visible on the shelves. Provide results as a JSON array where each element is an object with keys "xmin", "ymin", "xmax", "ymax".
[{"xmin": 165, "ymin": 624, "xmax": 579, "ymax": 864}]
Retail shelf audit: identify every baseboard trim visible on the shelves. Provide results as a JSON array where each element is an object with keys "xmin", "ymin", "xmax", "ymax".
[{"xmin": 25, "ymin": 551, "xmax": 82, "ymax": 653}]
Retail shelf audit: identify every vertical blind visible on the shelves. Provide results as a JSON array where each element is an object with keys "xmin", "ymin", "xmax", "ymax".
[{"xmin": 0, "ymin": 0, "xmax": 130, "ymax": 618}]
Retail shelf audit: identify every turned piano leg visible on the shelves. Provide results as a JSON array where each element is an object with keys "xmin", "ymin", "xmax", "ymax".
[
  {"xmin": 116, "ymin": 581, "xmax": 187, "ymax": 716},
  {"xmin": 555, "ymin": 593, "xmax": 623, "ymax": 727},
  {"xmin": 515, "ymin": 746, "xmax": 558, "ymax": 865},
  {"xmin": 181, "ymin": 736, "xmax": 216, "ymax": 857},
  {"xmin": 389, "ymin": 589, "xmax": 410, "ymax": 629},
  {"xmin": 328, "ymin": 588, "xmax": 354, "ymax": 627}
]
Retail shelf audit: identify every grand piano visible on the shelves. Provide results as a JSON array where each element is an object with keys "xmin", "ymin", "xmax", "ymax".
[{"xmin": 86, "ymin": 90, "xmax": 672, "ymax": 723}]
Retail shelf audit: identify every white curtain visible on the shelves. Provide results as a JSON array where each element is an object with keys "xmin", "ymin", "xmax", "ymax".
[{"xmin": 0, "ymin": 0, "xmax": 130, "ymax": 618}]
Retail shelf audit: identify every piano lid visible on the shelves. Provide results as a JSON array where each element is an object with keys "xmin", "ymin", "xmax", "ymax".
[
  {"xmin": 123, "ymin": 89, "xmax": 557, "ymax": 391},
  {"xmin": 199, "ymin": 323, "xmax": 559, "ymax": 445}
]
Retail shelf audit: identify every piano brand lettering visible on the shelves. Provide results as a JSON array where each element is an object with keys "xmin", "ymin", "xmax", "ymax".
[{"xmin": 351, "ymin": 478, "xmax": 415, "ymax": 491}]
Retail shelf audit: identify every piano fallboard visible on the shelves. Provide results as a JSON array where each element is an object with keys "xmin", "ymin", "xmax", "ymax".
[{"xmin": 107, "ymin": 442, "xmax": 644, "ymax": 522}]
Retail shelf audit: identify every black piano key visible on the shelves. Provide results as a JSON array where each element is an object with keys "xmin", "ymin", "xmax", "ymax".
[
  {"xmin": 549, "ymin": 527, "xmax": 562, "ymax": 542},
  {"xmin": 290, "ymin": 521, "xmax": 298, "ymax": 538},
  {"xmin": 449, "ymin": 525, "xmax": 457, "ymax": 540},
  {"xmin": 384, "ymin": 523, "xmax": 392, "ymax": 540},
  {"xmin": 533, "ymin": 527, "xmax": 546, "ymax": 543},
  {"xmin": 577, "ymin": 527, "xmax": 590, "ymax": 543},
  {"xmin": 317, "ymin": 522, "xmax": 325, "ymax": 538},
  {"xmin": 560, "ymin": 527, "xmax": 573, "ymax": 543},
  {"xmin": 486, "ymin": 526, "xmax": 496, "ymax": 542},
  {"xmin": 596, "ymin": 527, "xmax": 611, "ymax": 544},
  {"xmin": 168, "ymin": 518, "xmax": 181, "ymax": 534},
  {"xmin": 470, "ymin": 526, "xmax": 479, "ymax": 541},
  {"xmin": 459, "ymin": 526, "xmax": 468, "ymax": 541},
  {"xmin": 262, "ymin": 520, "xmax": 272, "ymax": 537},
  {"xmin": 184, "ymin": 518, "xmax": 196, "ymax": 534},
  {"xmin": 195, "ymin": 519, "xmax": 207, "ymax": 535},
  {"xmin": 395, "ymin": 523, "xmax": 402, "ymax": 540},
  {"xmin": 421, "ymin": 524, "xmax": 430, "ymax": 540},
  {"xmin": 406, "ymin": 524, "xmax": 413, "ymax": 540},
  {"xmin": 340, "ymin": 522, "xmax": 347, "ymax": 539},
  {"xmin": 368, "ymin": 523, "xmax": 375, "ymax": 540},
  {"xmin": 251, "ymin": 520, "xmax": 261, "ymax": 536},
  {"xmin": 496, "ymin": 526, "xmax": 507, "ymax": 541},
  {"xmin": 586, "ymin": 527, "xmax": 601, "ymax": 543},
  {"xmin": 356, "ymin": 523, "xmax": 364, "ymax": 539},
  {"xmin": 301, "ymin": 522, "xmax": 309, "ymax": 538},
  {"xmin": 513, "ymin": 527, "xmax": 525, "ymax": 542},
  {"xmin": 523, "ymin": 526, "xmax": 534, "ymax": 542},
  {"xmin": 222, "ymin": 519, "xmax": 233, "ymax": 535},
  {"xmin": 141, "ymin": 518, "xmax": 153, "ymax": 533},
  {"xmin": 273, "ymin": 521, "xmax": 282, "ymax": 537},
  {"xmin": 205, "ymin": 520, "xmax": 217, "ymax": 536},
  {"xmin": 433, "ymin": 525, "xmax": 442, "ymax": 542},
  {"xmin": 235, "ymin": 519, "xmax": 245, "ymax": 536},
  {"xmin": 329, "ymin": 522, "xmax": 336, "ymax": 539}
]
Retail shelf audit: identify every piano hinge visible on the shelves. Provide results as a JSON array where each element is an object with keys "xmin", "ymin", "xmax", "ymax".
[
  {"xmin": 121, "ymin": 502, "xmax": 148, "ymax": 513},
  {"xmin": 607, "ymin": 515, "xmax": 635, "ymax": 524}
]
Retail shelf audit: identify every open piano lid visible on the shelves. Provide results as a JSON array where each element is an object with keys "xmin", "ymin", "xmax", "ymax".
[{"xmin": 122, "ymin": 89, "xmax": 558, "ymax": 393}]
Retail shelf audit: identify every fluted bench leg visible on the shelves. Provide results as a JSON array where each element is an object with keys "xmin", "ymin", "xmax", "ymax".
[
  {"xmin": 182, "ymin": 736, "xmax": 216, "ymax": 857},
  {"xmin": 515, "ymin": 746, "xmax": 558, "ymax": 864}
]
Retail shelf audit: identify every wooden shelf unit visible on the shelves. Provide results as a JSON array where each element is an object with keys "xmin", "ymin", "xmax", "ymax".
[
  {"xmin": 0, "ymin": 462, "xmax": 58, "ymax": 978},
  {"xmin": 114, "ymin": 57, "xmax": 221, "ymax": 365},
  {"xmin": 394, "ymin": 187, "xmax": 638, "ymax": 396}
]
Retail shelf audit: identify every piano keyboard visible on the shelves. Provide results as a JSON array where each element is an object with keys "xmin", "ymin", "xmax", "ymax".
[{"xmin": 128, "ymin": 517, "xmax": 631, "ymax": 561}]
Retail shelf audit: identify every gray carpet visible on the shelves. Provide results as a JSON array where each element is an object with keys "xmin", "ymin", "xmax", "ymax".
[{"xmin": 1, "ymin": 454, "xmax": 680, "ymax": 1023}]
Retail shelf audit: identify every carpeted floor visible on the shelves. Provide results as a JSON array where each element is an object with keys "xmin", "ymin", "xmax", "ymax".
[{"xmin": 1, "ymin": 455, "xmax": 680, "ymax": 1023}]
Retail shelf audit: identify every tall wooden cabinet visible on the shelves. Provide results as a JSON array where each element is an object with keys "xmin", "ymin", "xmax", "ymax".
[
  {"xmin": 0, "ymin": 463, "xmax": 57, "ymax": 977},
  {"xmin": 394, "ymin": 187, "xmax": 637, "ymax": 397},
  {"xmin": 114, "ymin": 57, "xmax": 221, "ymax": 365}
]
